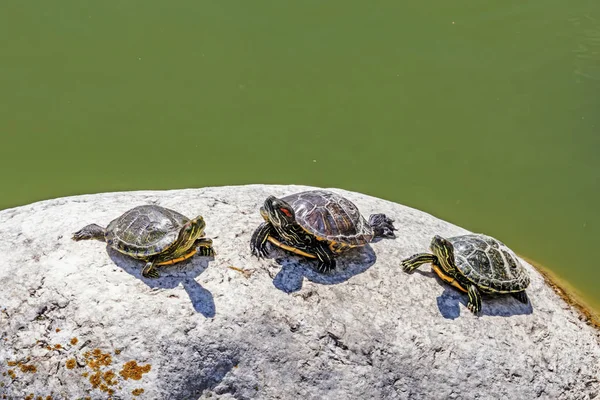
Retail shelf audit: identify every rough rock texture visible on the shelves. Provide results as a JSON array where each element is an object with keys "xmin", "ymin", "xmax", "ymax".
[{"xmin": 0, "ymin": 185, "xmax": 599, "ymax": 400}]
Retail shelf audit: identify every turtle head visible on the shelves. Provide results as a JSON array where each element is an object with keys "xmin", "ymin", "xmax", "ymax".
[
  {"xmin": 430, "ymin": 235, "xmax": 456, "ymax": 272},
  {"xmin": 261, "ymin": 196, "xmax": 296, "ymax": 229},
  {"xmin": 178, "ymin": 216, "xmax": 206, "ymax": 244}
]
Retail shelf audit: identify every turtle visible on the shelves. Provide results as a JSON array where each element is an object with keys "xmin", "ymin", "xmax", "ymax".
[
  {"xmin": 250, "ymin": 190, "xmax": 396, "ymax": 272},
  {"xmin": 72, "ymin": 205, "xmax": 214, "ymax": 278},
  {"xmin": 401, "ymin": 234, "xmax": 530, "ymax": 314}
]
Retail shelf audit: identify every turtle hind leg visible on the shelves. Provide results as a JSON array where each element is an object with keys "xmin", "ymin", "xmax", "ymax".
[
  {"xmin": 401, "ymin": 253, "xmax": 437, "ymax": 273},
  {"xmin": 511, "ymin": 290, "xmax": 529, "ymax": 304},
  {"xmin": 368, "ymin": 213, "xmax": 396, "ymax": 239},
  {"xmin": 142, "ymin": 261, "xmax": 160, "ymax": 279},
  {"xmin": 72, "ymin": 224, "xmax": 106, "ymax": 242},
  {"xmin": 466, "ymin": 285, "xmax": 482, "ymax": 314}
]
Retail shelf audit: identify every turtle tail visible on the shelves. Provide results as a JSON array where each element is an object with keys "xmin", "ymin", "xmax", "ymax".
[
  {"xmin": 72, "ymin": 224, "xmax": 107, "ymax": 242},
  {"xmin": 368, "ymin": 214, "xmax": 396, "ymax": 239}
]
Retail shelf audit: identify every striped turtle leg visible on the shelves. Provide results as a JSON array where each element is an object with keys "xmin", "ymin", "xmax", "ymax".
[
  {"xmin": 72, "ymin": 224, "xmax": 106, "ymax": 242},
  {"xmin": 142, "ymin": 261, "xmax": 160, "ymax": 279},
  {"xmin": 312, "ymin": 242, "xmax": 336, "ymax": 273},
  {"xmin": 511, "ymin": 291, "xmax": 529, "ymax": 304},
  {"xmin": 401, "ymin": 253, "xmax": 438, "ymax": 273},
  {"xmin": 195, "ymin": 237, "xmax": 215, "ymax": 257},
  {"xmin": 250, "ymin": 222, "xmax": 273, "ymax": 258},
  {"xmin": 466, "ymin": 284, "xmax": 482, "ymax": 314}
]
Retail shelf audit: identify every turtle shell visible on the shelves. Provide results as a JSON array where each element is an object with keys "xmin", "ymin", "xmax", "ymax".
[
  {"xmin": 105, "ymin": 205, "xmax": 189, "ymax": 258},
  {"xmin": 281, "ymin": 190, "xmax": 373, "ymax": 246},
  {"xmin": 449, "ymin": 234, "xmax": 530, "ymax": 293}
]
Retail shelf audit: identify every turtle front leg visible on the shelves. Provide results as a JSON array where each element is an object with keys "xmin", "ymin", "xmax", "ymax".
[
  {"xmin": 312, "ymin": 242, "xmax": 336, "ymax": 273},
  {"xmin": 72, "ymin": 224, "xmax": 106, "ymax": 242},
  {"xmin": 142, "ymin": 261, "xmax": 160, "ymax": 279},
  {"xmin": 401, "ymin": 253, "xmax": 438, "ymax": 273},
  {"xmin": 466, "ymin": 284, "xmax": 482, "ymax": 314},
  {"xmin": 250, "ymin": 222, "xmax": 273, "ymax": 258},
  {"xmin": 195, "ymin": 237, "xmax": 215, "ymax": 257}
]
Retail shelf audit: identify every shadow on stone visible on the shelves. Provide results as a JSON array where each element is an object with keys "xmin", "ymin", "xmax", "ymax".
[
  {"xmin": 269, "ymin": 245, "xmax": 377, "ymax": 293},
  {"xmin": 107, "ymin": 247, "xmax": 216, "ymax": 318},
  {"xmin": 413, "ymin": 269, "xmax": 534, "ymax": 319}
]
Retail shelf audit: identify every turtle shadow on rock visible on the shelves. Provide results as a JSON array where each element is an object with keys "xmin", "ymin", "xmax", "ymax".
[
  {"xmin": 107, "ymin": 248, "xmax": 216, "ymax": 318},
  {"xmin": 412, "ymin": 269, "xmax": 534, "ymax": 319},
  {"xmin": 270, "ymin": 245, "xmax": 377, "ymax": 293}
]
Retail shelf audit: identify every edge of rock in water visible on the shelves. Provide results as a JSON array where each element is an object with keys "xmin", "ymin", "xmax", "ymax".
[{"xmin": 522, "ymin": 255, "xmax": 600, "ymax": 330}]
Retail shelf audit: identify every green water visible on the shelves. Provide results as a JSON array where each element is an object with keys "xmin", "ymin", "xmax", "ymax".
[{"xmin": 1, "ymin": 2, "xmax": 599, "ymax": 309}]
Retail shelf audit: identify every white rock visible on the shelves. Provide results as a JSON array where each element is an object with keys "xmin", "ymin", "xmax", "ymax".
[{"xmin": 0, "ymin": 185, "xmax": 598, "ymax": 399}]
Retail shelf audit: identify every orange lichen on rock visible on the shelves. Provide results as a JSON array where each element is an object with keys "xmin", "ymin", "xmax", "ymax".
[
  {"xmin": 70, "ymin": 337, "xmax": 78, "ymax": 345},
  {"xmin": 66, "ymin": 358, "xmax": 77, "ymax": 369},
  {"xmin": 53, "ymin": 344, "xmax": 62, "ymax": 350},
  {"xmin": 132, "ymin": 388, "xmax": 145, "ymax": 396},
  {"xmin": 99, "ymin": 383, "xmax": 115, "ymax": 395},
  {"xmin": 46, "ymin": 346, "xmax": 52, "ymax": 351},
  {"xmin": 19, "ymin": 363, "xmax": 37, "ymax": 373},
  {"xmin": 55, "ymin": 328, "xmax": 60, "ymax": 333},
  {"xmin": 119, "ymin": 361, "xmax": 152, "ymax": 380},
  {"xmin": 115, "ymin": 349, "xmax": 121, "ymax": 355},
  {"xmin": 46, "ymin": 396, "xmax": 53, "ymax": 400},
  {"xmin": 104, "ymin": 370, "xmax": 118, "ymax": 385},
  {"xmin": 85, "ymin": 348, "xmax": 112, "ymax": 370},
  {"xmin": 24, "ymin": 394, "xmax": 34, "ymax": 400},
  {"xmin": 89, "ymin": 371, "xmax": 102, "ymax": 388},
  {"xmin": 7, "ymin": 369, "xmax": 15, "ymax": 379},
  {"xmin": 6, "ymin": 361, "xmax": 17, "ymax": 366},
  {"xmin": 81, "ymin": 371, "xmax": 89, "ymax": 377}
]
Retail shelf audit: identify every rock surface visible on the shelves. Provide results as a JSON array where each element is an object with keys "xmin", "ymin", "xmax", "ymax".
[{"xmin": 0, "ymin": 185, "xmax": 599, "ymax": 400}]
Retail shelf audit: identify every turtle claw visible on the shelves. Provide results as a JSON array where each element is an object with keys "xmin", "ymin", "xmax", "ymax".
[
  {"xmin": 401, "ymin": 260, "xmax": 415, "ymax": 273},
  {"xmin": 144, "ymin": 270, "xmax": 160, "ymax": 279},
  {"xmin": 466, "ymin": 285, "xmax": 482, "ymax": 314},
  {"xmin": 142, "ymin": 262, "xmax": 160, "ymax": 279},
  {"xmin": 467, "ymin": 303, "xmax": 481, "ymax": 315},
  {"xmin": 401, "ymin": 253, "xmax": 438, "ymax": 274},
  {"xmin": 198, "ymin": 247, "xmax": 215, "ymax": 257}
]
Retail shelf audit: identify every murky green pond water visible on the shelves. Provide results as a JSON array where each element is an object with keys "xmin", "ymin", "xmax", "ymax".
[{"xmin": 1, "ymin": 2, "xmax": 599, "ymax": 310}]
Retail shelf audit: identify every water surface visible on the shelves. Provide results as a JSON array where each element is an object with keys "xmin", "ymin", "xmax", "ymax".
[{"xmin": 1, "ymin": 1, "xmax": 599, "ymax": 309}]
